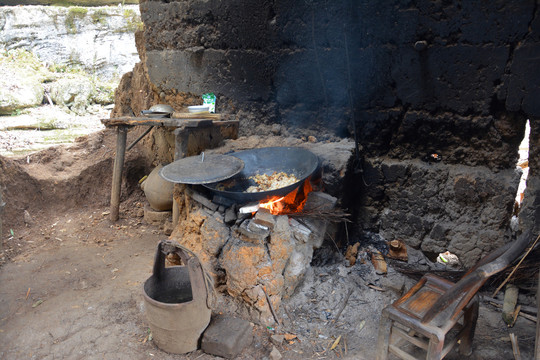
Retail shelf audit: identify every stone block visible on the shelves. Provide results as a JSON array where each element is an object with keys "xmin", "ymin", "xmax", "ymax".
[
  {"xmin": 201, "ymin": 316, "xmax": 253, "ymax": 359},
  {"xmin": 200, "ymin": 214, "xmax": 230, "ymax": 256},
  {"xmin": 290, "ymin": 218, "xmax": 311, "ymax": 243},
  {"xmin": 303, "ymin": 191, "xmax": 337, "ymax": 212},
  {"xmin": 224, "ymin": 205, "xmax": 237, "ymax": 224},
  {"xmin": 185, "ymin": 188, "xmax": 219, "ymax": 211},
  {"xmin": 253, "ymin": 208, "xmax": 276, "ymax": 230},
  {"xmin": 236, "ymin": 219, "xmax": 270, "ymax": 244},
  {"xmin": 143, "ymin": 205, "xmax": 171, "ymax": 225},
  {"xmin": 270, "ymin": 346, "xmax": 283, "ymax": 360}
]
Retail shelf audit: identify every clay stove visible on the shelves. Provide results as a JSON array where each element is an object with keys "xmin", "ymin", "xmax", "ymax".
[{"xmin": 166, "ymin": 145, "xmax": 342, "ymax": 325}]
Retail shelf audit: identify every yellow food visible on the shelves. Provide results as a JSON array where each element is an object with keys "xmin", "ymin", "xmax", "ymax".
[{"xmin": 246, "ymin": 172, "xmax": 299, "ymax": 192}]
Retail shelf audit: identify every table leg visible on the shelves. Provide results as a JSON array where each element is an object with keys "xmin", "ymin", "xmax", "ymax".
[{"xmin": 110, "ymin": 126, "xmax": 128, "ymax": 221}]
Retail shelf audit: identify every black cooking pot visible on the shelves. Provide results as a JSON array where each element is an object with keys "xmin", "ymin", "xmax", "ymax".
[{"xmin": 203, "ymin": 147, "xmax": 319, "ymax": 203}]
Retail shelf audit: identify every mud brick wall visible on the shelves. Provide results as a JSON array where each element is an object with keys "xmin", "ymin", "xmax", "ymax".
[
  {"xmin": 356, "ymin": 159, "xmax": 520, "ymax": 267},
  {"xmin": 117, "ymin": 0, "xmax": 540, "ymax": 265}
]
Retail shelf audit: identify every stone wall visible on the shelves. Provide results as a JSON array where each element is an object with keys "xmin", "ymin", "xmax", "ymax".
[{"xmin": 116, "ymin": 0, "xmax": 540, "ymax": 266}]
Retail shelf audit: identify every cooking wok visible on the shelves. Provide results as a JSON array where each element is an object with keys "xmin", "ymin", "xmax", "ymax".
[{"xmin": 203, "ymin": 147, "xmax": 319, "ymax": 203}]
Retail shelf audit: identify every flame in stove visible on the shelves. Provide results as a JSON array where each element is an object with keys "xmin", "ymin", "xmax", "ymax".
[{"xmin": 259, "ymin": 179, "xmax": 313, "ymax": 215}]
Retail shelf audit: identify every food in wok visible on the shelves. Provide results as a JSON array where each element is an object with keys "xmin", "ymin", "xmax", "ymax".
[{"xmin": 246, "ymin": 172, "xmax": 299, "ymax": 193}]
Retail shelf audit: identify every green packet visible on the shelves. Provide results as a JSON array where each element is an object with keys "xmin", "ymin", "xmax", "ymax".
[{"xmin": 202, "ymin": 93, "xmax": 216, "ymax": 113}]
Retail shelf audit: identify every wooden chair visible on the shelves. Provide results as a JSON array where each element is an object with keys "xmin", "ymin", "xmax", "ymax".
[{"xmin": 375, "ymin": 230, "xmax": 532, "ymax": 360}]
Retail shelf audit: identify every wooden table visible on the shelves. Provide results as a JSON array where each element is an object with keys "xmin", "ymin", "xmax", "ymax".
[{"xmin": 101, "ymin": 114, "xmax": 238, "ymax": 221}]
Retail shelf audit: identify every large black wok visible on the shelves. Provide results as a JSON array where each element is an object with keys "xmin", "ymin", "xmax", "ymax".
[{"xmin": 203, "ymin": 147, "xmax": 319, "ymax": 203}]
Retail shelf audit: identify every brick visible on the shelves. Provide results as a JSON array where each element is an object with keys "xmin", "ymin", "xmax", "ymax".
[{"xmin": 201, "ymin": 316, "xmax": 253, "ymax": 359}]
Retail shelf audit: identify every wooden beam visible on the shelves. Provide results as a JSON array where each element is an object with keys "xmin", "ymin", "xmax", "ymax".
[
  {"xmin": 102, "ymin": 117, "xmax": 185, "ymax": 127},
  {"xmin": 101, "ymin": 113, "xmax": 222, "ymax": 127}
]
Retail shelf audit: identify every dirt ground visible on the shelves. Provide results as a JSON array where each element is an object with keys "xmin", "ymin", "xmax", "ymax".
[{"xmin": 0, "ymin": 120, "xmax": 537, "ymax": 359}]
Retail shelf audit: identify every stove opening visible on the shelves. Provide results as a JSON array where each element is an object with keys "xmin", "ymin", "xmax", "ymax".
[{"xmin": 259, "ymin": 178, "xmax": 313, "ymax": 215}]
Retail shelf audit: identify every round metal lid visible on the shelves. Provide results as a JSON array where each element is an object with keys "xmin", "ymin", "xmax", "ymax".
[{"xmin": 159, "ymin": 153, "xmax": 244, "ymax": 184}]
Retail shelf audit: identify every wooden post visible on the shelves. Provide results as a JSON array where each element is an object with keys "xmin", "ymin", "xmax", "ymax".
[
  {"xmin": 171, "ymin": 128, "xmax": 188, "ymax": 227},
  {"xmin": 0, "ymin": 191, "xmax": 4, "ymax": 251},
  {"xmin": 110, "ymin": 126, "xmax": 128, "ymax": 221}
]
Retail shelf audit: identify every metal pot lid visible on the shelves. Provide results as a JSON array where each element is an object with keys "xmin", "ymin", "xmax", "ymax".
[{"xmin": 159, "ymin": 153, "xmax": 244, "ymax": 184}]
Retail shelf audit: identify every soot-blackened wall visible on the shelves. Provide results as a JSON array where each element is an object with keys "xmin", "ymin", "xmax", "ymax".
[{"xmin": 119, "ymin": 0, "xmax": 540, "ymax": 266}]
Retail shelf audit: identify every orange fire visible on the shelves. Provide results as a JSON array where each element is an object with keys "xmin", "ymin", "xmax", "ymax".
[{"xmin": 259, "ymin": 179, "xmax": 313, "ymax": 215}]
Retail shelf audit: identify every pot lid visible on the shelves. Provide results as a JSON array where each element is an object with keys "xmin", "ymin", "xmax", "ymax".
[{"xmin": 159, "ymin": 153, "xmax": 244, "ymax": 184}]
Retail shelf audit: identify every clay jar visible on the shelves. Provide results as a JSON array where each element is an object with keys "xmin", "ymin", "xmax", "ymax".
[{"xmin": 141, "ymin": 164, "xmax": 174, "ymax": 211}]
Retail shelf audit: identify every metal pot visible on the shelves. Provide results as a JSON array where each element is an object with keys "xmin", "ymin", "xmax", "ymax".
[
  {"xmin": 203, "ymin": 147, "xmax": 319, "ymax": 203},
  {"xmin": 141, "ymin": 104, "xmax": 174, "ymax": 118}
]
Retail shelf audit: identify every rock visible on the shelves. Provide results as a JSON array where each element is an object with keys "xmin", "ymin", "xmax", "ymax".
[
  {"xmin": 236, "ymin": 219, "xmax": 270, "ymax": 245},
  {"xmin": 48, "ymin": 75, "xmax": 94, "ymax": 115},
  {"xmin": 0, "ymin": 5, "xmax": 140, "ymax": 81},
  {"xmin": 224, "ymin": 205, "xmax": 237, "ymax": 224},
  {"xmin": 269, "ymin": 346, "xmax": 282, "ymax": 360},
  {"xmin": 161, "ymin": 221, "xmax": 174, "ymax": 236},
  {"xmin": 220, "ymin": 237, "xmax": 269, "ymax": 297},
  {"xmin": 201, "ymin": 316, "xmax": 253, "ymax": 359},
  {"xmin": 200, "ymin": 214, "xmax": 229, "ymax": 256},
  {"xmin": 0, "ymin": 58, "xmax": 44, "ymax": 115},
  {"xmin": 270, "ymin": 334, "xmax": 284, "ymax": 346},
  {"xmin": 270, "ymin": 124, "xmax": 281, "ymax": 135},
  {"xmin": 23, "ymin": 209, "xmax": 33, "ymax": 226}
]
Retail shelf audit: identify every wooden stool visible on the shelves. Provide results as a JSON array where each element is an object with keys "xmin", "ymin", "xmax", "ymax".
[
  {"xmin": 376, "ymin": 274, "xmax": 478, "ymax": 360},
  {"xmin": 375, "ymin": 230, "xmax": 533, "ymax": 360}
]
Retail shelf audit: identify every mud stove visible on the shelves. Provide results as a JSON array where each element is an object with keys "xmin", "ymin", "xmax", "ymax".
[{"xmin": 161, "ymin": 143, "xmax": 350, "ymax": 324}]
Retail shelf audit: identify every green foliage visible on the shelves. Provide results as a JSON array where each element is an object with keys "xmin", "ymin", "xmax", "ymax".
[
  {"xmin": 47, "ymin": 62, "xmax": 85, "ymax": 75},
  {"xmin": 65, "ymin": 7, "xmax": 88, "ymax": 34},
  {"xmin": 120, "ymin": 8, "xmax": 143, "ymax": 33},
  {"xmin": 0, "ymin": 48, "xmax": 43, "ymax": 72},
  {"xmin": 91, "ymin": 9, "xmax": 109, "ymax": 26},
  {"xmin": 92, "ymin": 80, "xmax": 116, "ymax": 105}
]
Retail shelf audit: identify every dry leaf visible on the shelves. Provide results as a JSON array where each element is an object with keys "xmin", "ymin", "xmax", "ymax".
[
  {"xmin": 330, "ymin": 335, "xmax": 342, "ymax": 350},
  {"xmin": 284, "ymin": 333, "xmax": 297, "ymax": 341},
  {"xmin": 357, "ymin": 320, "xmax": 366, "ymax": 332}
]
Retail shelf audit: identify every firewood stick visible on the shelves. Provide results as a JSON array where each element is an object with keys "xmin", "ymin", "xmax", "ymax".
[
  {"xmin": 492, "ymin": 234, "xmax": 540, "ymax": 298},
  {"xmin": 503, "ymin": 285, "xmax": 519, "ymax": 325},
  {"xmin": 510, "ymin": 333, "xmax": 521, "ymax": 360},
  {"xmin": 333, "ymin": 288, "xmax": 353, "ymax": 323},
  {"xmin": 481, "ymin": 295, "xmax": 538, "ymax": 315},
  {"xmin": 511, "ymin": 305, "xmax": 522, "ymax": 327},
  {"xmin": 262, "ymin": 286, "xmax": 280, "ymax": 325},
  {"xmin": 486, "ymin": 301, "xmax": 537, "ymax": 323}
]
